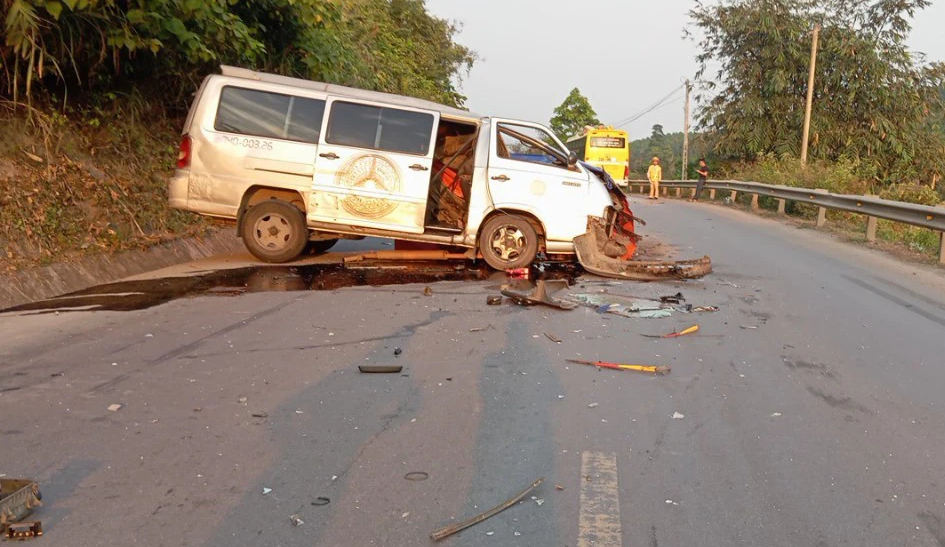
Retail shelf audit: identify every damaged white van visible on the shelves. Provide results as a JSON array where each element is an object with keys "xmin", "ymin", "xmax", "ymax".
[{"xmin": 169, "ymin": 66, "xmax": 710, "ymax": 279}]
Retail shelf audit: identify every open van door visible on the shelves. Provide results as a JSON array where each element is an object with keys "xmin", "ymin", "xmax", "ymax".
[{"xmin": 308, "ymin": 98, "xmax": 439, "ymax": 233}]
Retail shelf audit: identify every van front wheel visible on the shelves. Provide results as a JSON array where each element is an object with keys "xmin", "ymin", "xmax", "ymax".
[
  {"xmin": 241, "ymin": 200, "xmax": 309, "ymax": 263},
  {"xmin": 479, "ymin": 215, "xmax": 539, "ymax": 270}
]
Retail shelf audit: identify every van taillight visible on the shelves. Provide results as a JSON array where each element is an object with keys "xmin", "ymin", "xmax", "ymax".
[
  {"xmin": 177, "ymin": 135, "xmax": 192, "ymax": 169},
  {"xmin": 623, "ymin": 165, "xmax": 629, "ymax": 179}
]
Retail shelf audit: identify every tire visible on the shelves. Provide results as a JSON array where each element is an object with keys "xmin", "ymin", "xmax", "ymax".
[
  {"xmin": 307, "ymin": 238, "xmax": 338, "ymax": 254},
  {"xmin": 240, "ymin": 200, "xmax": 309, "ymax": 263},
  {"xmin": 478, "ymin": 214, "xmax": 539, "ymax": 270}
]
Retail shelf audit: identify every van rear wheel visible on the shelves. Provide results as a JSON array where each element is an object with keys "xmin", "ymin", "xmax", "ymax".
[
  {"xmin": 479, "ymin": 215, "xmax": 539, "ymax": 270},
  {"xmin": 241, "ymin": 200, "xmax": 308, "ymax": 263}
]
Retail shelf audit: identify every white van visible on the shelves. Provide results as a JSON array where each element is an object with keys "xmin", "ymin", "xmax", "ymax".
[{"xmin": 169, "ymin": 66, "xmax": 710, "ymax": 279}]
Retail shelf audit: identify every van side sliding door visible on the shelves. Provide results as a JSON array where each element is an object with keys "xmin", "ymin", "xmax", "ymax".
[{"xmin": 308, "ymin": 98, "xmax": 439, "ymax": 234}]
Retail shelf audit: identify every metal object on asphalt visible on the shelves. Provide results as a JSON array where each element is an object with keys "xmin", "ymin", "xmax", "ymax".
[
  {"xmin": 0, "ymin": 479, "xmax": 42, "ymax": 532},
  {"xmin": 500, "ymin": 279, "xmax": 576, "ymax": 310},
  {"xmin": 544, "ymin": 333, "xmax": 562, "ymax": 343},
  {"xmin": 430, "ymin": 477, "xmax": 545, "ymax": 541},
  {"xmin": 573, "ymin": 217, "xmax": 712, "ymax": 281},
  {"xmin": 358, "ymin": 365, "xmax": 403, "ymax": 374},
  {"xmin": 404, "ymin": 472, "xmax": 429, "ymax": 481},
  {"xmin": 5, "ymin": 521, "xmax": 42, "ymax": 539},
  {"xmin": 289, "ymin": 514, "xmax": 304, "ymax": 527},
  {"xmin": 567, "ymin": 359, "xmax": 671, "ymax": 375},
  {"xmin": 311, "ymin": 497, "xmax": 331, "ymax": 506},
  {"xmin": 641, "ymin": 325, "xmax": 699, "ymax": 339},
  {"xmin": 659, "ymin": 292, "xmax": 685, "ymax": 304},
  {"xmin": 486, "ymin": 295, "xmax": 503, "ymax": 306}
]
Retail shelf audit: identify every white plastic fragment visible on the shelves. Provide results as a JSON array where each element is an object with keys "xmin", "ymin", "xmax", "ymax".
[
  {"xmin": 771, "ymin": 412, "xmax": 782, "ymax": 417},
  {"xmin": 588, "ymin": 403, "xmax": 599, "ymax": 408},
  {"xmin": 262, "ymin": 487, "xmax": 272, "ymax": 495},
  {"xmin": 672, "ymin": 412, "xmax": 685, "ymax": 419},
  {"xmin": 107, "ymin": 404, "xmax": 122, "ymax": 412}
]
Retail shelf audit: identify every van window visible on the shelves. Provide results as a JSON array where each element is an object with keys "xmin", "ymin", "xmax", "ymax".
[
  {"xmin": 214, "ymin": 86, "xmax": 326, "ymax": 143},
  {"xmin": 496, "ymin": 123, "xmax": 568, "ymax": 167},
  {"xmin": 326, "ymin": 101, "xmax": 434, "ymax": 155}
]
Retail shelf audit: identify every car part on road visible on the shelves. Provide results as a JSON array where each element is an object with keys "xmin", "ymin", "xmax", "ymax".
[
  {"xmin": 0, "ymin": 479, "xmax": 43, "ymax": 532},
  {"xmin": 5, "ymin": 521, "xmax": 42, "ymax": 540},
  {"xmin": 641, "ymin": 325, "xmax": 699, "ymax": 338},
  {"xmin": 500, "ymin": 279, "xmax": 576, "ymax": 310},
  {"xmin": 358, "ymin": 365, "xmax": 403, "ymax": 374},
  {"xmin": 486, "ymin": 295, "xmax": 503, "ymax": 305},
  {"xmin": 567, "ymin": 359, "xmax": 672, "ymax": 375},
  {"xmin": 404, "ymin": 472, "xmax": 429, "ymax": 481},
  {"xmin": 311, "ymin": 497, "xmax": 331, "ymax": 506},
  {"xmin": 574, "ymin": 217, "xmax": 712, "ymax": 281},
  {"xmin": 289, "ymin": 514, "xmax": 304, "ymax": 527},
  {"xmin": 506, "ymin": 267, "xmax": 530, "ymax": 279},
  {"xmin": 544, "ymin": 333, "xmax": 562, "ymax": 343},
  {"xmin": 659, "ymin": 292, "xmax": 685, "ymax": 304},
  {"xmin": 241, "ymin": 200, "xmax": 309, "ymax": 263},
  {"xmin": 430, "ymin": 477, "xmax": 545, "ymax": 541}
]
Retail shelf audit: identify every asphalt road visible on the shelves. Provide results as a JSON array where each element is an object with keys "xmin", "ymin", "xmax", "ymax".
[{"xmin": 3, "ymin": 199, "xmax": 945, "ymax": 547}]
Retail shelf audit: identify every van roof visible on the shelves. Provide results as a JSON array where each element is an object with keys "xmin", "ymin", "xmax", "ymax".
[{"xmin": 220, "ymin": 65, "xmax": 481, "ymax": 122}]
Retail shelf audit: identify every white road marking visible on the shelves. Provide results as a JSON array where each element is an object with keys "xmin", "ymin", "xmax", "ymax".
[{"xmin": 578, "ymin": 451, "xmax": 623, "ymax": 547}]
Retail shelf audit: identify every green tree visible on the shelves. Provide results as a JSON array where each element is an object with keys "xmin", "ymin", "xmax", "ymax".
[
  {"xmin": 689, "ymin": 0, "xmax": 945, "ymax": 184},
  {"xmin": 549, "ymin": 88, "xmax": 600, "ymax": 140}
]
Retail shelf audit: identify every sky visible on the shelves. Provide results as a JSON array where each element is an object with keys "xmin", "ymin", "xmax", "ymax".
[{"xmin": 425, "ymin": 0, "xmax": 945, "ymax": 140}]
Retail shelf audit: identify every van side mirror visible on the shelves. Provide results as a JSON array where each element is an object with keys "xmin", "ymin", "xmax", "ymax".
[{"xmin": 568, "ymin": 152, "xmax": 578, "ymax": 167}]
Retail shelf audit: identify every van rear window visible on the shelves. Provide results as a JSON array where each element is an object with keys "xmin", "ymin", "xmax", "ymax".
[
  {"xmin": 326, "ymin": 101, "xmax": 434, "ymax": 155},
  {"xmin": 214, "ymin": 86, "xmax": 325, "ymax": 143}
]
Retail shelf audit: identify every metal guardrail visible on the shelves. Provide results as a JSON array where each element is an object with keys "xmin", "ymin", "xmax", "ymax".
[{"xmin": 625, "ymin": 179, "xmax": 945, "ymax": 264}]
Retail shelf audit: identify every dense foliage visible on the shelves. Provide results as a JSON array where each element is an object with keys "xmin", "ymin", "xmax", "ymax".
[
  {"xmin": 549, "ymin": 88, "xmax": 600, "ymax": 140},
  {"xmin": 1, "ymin": 0, "xmax": 475, "ymax": 109},
  {"xmin": 689, "ymin": 0, "xmax": 945, "ymax": 185}
]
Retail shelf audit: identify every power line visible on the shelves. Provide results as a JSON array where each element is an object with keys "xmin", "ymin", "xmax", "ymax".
[{"xmin": 612, "ymin": 84, "xmax": 685, "ymax": 128}]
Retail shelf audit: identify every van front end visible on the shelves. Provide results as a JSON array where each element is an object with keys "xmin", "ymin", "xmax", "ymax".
[{"xmin": 574, "ymin": 163, "xmax": 712, "ymax": 281}]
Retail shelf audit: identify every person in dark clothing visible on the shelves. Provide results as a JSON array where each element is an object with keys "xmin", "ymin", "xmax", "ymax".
[{"xmin": 690, "ymin": 158, "xmax": 709, "ymax": 201}]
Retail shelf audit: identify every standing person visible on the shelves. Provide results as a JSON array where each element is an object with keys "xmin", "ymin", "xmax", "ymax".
[
  {"xmin": 691, "ymin": 158, "xmax": 709, "ymax": 201},
  {"xmin": 647, "ymin": 157, "xmax": 662, "ymax": 199}
]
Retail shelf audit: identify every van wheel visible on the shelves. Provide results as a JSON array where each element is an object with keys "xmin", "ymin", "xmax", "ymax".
[
  {"xmin": 241, "ymin": 200, "xmax": 308, "ymax": 263},
  {"xmin": 307, "ymin": 238, "xmax": 338, "ymax": 254},
  {"xmin": 479, "ymin": 215, "xmax": 539, "ymax": 270}
]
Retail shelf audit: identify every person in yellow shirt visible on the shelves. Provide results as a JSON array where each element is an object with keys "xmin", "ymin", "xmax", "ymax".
[{"xmin": 647, "ymin": 157, "xmax": 662, "ymax": 199}]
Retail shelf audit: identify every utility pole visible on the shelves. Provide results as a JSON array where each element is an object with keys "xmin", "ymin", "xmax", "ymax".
[
  {"xmin": 682, "ymin": 79, "xmax": 692, "ymax": 180},
  {"xmin": 800, "ymin": 24, "xmax": 821, "ymax": 167}
]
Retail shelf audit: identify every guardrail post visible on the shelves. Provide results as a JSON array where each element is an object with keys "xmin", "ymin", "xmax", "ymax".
[
  {"xmin": 662, "ymin": 187, "xmax": 667, "ymax": 196},
  {"xmin": 675, "ymin": 187, "xmax": 682, "ymax": 198},
  {"xmin": 777, "ymin": 199, "xmax": 786, "ymax": 214},
  {"xmin": 939, "ymin": 205, "xmax": 945, "ymax": 266},
  {"xmin": 815, "ymin": 188, "xmax": 827, "ymax": 227},
  {"xmin": 751, "ymin": 194, "xmax": 759, "ymax": 210},
  {"xmin": 866, "ymin": 216, "xmax": 877, "ymax": 242},
  {"xmin": 709, "ymin": 189, "xmax": 716, "ymax": 200},
  {"xmin": 729, "ymin": 190, "xmax": 737, "ymax": 202}
]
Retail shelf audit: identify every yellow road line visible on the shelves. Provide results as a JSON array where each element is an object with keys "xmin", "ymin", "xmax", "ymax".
[{"xmin": 578, "ymin": 451, "xmax": 623, "ymax": 547}]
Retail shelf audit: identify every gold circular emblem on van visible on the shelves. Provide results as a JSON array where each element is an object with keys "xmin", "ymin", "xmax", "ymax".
[{"xmin": 335, "ymin": 154, "xmax": 402, "ymax": 218}]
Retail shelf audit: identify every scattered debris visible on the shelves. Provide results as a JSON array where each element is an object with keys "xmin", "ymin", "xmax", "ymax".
[
  {"xmin": 501, "ymin": 280, "xmax": 576, "ymax": 310},
  {"xmin": 311, "ymin": 497, "xmax": 331, "ymax": 506},
  {"xmin": 404, "ymin": 472, "xmax": 429, "ymax": 481},
  {"xmin": 423, "ymin": 286, "xmax": 434, "ymax": 296},
  {"xmin": 402, "ymin": 512, "xmax": 410, "ymax": 519},
  {"xmin": 430, "ymin": 477, "xmax": 545, "ymax": 541},
  {"xmin": 0, "ymin": 479, "xmax": 43, "ymax": 532},
  {"xmin": 5, "ymin": 521, "xmax": 42, "ymax": 540},
  {"xmin": 567, "ymin": 359, "xmax": 671, "ymax": 375},
  {"xmin": 544, "ymin": 333, "xmax": 562, "ymax": 343},
  {"xmin": 358, "ymin": 365, "xmax": 403, "ymax": 374},
  {"xmin": 262, "ymin": 487, "xmax": 272, "ymax": 495},
  {"xmin": 486, "ymin": 531, "xmax": 495, "ymax": 536},
  {"xmin": 107, "ymin": 404, "xmax": 122, "ymax": 412},
  {"xmin": 557, "ymin": 395, "xmax": 565, "ymax": 399},
  {"xmin": 717, "ymin": 281, "xmax": 740, "ymax": 288},
  {"xmin": 238, "ymin": 397, "xmax": 248, "ymax": 405},
  {"xmin": 145, "ymin": 333, "xmax": 154, "ymax": 338},
  {"xmin": 506, "ymin": 268, "xmax": 530, "ymax": 279},
  {"xmin": 771, "ymin": 413, "xmax": 782, "ymax": 417},
  {"xmin": 486, "ymin": 295, "xmax": 503, "ymax": 306},
  {"xmin": 569, "ymin": 293, "xmax": 683, "ymax": 318},
  {"xmin": 394, "ymin": 347, "xmax": 403, "ymax": 356},
  {"xmin": 659, "ymin": 292, "xmax": 685, "ymax": 304},
  {"xmin": 49, "ymin": 372, "xmax": 64, "ymax": 378},
  {"xmin": 193, "ymin": 407, "xmax": 203, "ymax": 412},
  {"xmin": 587, "ymin": 403, "xmax": 599, "ymax": 408},
  {"xmin": 642, "ymin": 325, "xmax": 699, "ymax": 339},
  {"xmin": 672, "ymin": 412, "xmax": 685, "ymax": 419},
  {"xmin": 692, "ymin": 306, "xmax": 719, "ymax": 313},
  {"xmin": 740, "ymin": 325, "xmax": 758, "ymax": 330},
  {"xmin": 289, "ymin": 514, "xmax": 305, "ymax": 527},
  {"xmin": 251, "ymin": 412, "xmax": 269, "ymax": 418},
  {"xmin": 534, "ymin": 498, "xmax": 545, "ymax": 506},
  {"xmin": 555, "ymin": 484, "xmax": 566, "ymax": 491}
]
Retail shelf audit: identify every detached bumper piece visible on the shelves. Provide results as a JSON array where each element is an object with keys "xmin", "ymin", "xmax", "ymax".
[
  {"xmin": 0, "ymin": 478, "xmax": 43, "ymax": 537},
  {"xmin": 574, "ymin": 217, "xmax": 712, "ymax": 281},
  {"xmin": 6, "ymin": 521, "xmax": 42, "ymax": 540}
]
